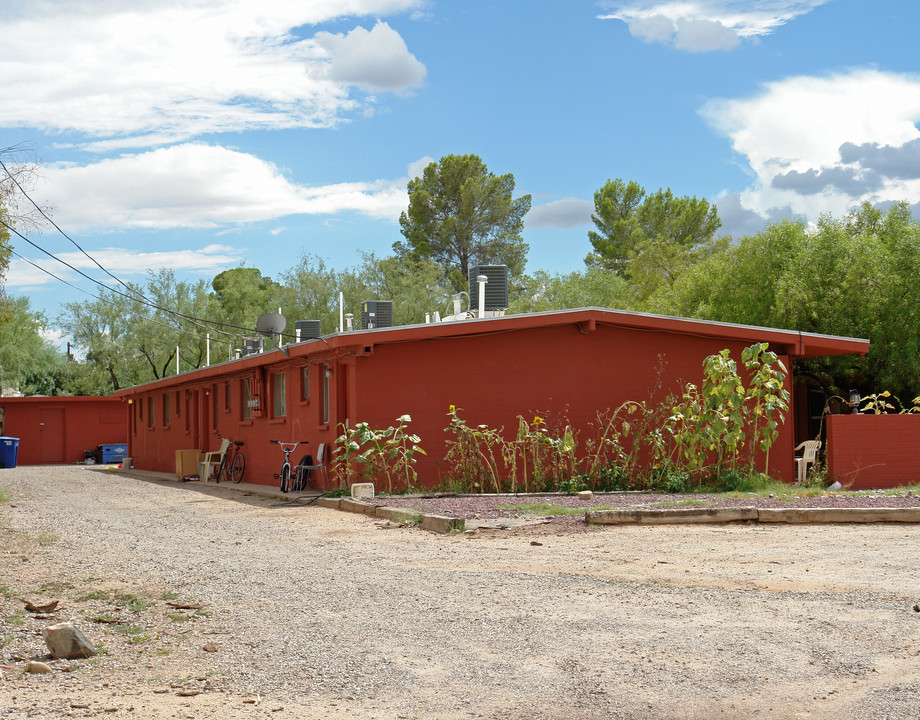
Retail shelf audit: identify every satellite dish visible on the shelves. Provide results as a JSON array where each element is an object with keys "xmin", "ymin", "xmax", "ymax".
[{"xmin": 255, "ymin": 312, "xmax": 287, "ymax": 336}]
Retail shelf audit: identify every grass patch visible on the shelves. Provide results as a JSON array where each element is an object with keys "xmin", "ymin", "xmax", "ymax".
[
  {"xmin": 500, "ymin": 502, "xmax": 613, "ymax": 516},
  {"xmin": 647, "ymin": 499, "xmax": 714, "ymax": 508},
  {"xmin": 0, "ymin": 585, "xmax": 18, "ymax": 599},
  {"xmin": 159, "ymin": 591, "xmax": 180, "ymax": 601},
  {"xmin": 114, "ymin": 624, "xmax": 146, "ymax": 638},
  {"xmin": 40, "ymin": 581, "xmax": 75, "ymax": 595},
  {"xmin": 113, "ymin": 592, "xmax": 153, "ymax": 613},
  {"xmin": 77, "ymin": 589, "xmax": 110, "ymax": 602},
  {"xmin": 90, "ymin": 613, "xmax": 122, "ymax": 624},
  {"xmin": 0, "ymin": 488, "xmax": 11, "ymax": 504},
  {"xmin": 7, "ymin": 610, "xmax": 26, "ymax": 626},
  {"xmin": 35, "ymin": 533, "xmax": 57, "ymax": 546}
]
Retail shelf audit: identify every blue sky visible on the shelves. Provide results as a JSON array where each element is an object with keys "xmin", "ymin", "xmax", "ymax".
[{"xmin": 3, "ymin": 0, "xmax": 920, "ymax": 333}]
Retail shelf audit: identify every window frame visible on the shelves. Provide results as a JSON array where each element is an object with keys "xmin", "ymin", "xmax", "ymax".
[{"xmin": 272, "ymin": 371, "xmax": 287, "ymax": 419}]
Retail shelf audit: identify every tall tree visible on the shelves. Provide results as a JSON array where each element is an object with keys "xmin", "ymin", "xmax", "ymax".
[
  {"xmin": 59, "ymin": 271, "xmax": 225, "ymax": 391},
  {"xmin": 394, "ymin": 154, "xmax": 531, "ymax": 291},
  {"xmin": 585, "ymin": 178, "xmax": 721, "ymax": 274},
  {"xmin": 281, "ymin": 252, "xmax": 452, "ymax": 333}
]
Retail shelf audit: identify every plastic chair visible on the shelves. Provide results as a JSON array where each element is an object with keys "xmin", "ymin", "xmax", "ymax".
[
  {"xmin": 295, "ymin": 443, "xmax": 328, "ymax": 489},
  {"xmin": 201, "ymin": 438, "xmax": 230, "ymax": 481},
  {"xmin": 794, "ymin": 440, "xmax": 821, "ymax": 483}
]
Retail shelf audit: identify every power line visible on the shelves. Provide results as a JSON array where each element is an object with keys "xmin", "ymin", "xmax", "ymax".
[
  {"xmin": 2, "ymin": 218, "xmax": 247, "ymax": 342},
  {"xmin": 8, "ymin": 247, "xmax": 227, "ymax": 344},
  {"xmin": 0, "ymin": 159, "xmax": 290, "ymax": 342}
]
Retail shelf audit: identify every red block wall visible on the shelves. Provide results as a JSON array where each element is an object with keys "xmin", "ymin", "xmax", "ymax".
[
  {"xmin": 826, "ymin": 414, "xmax": 920, "ymax": 489},
  {"xmin": 0, "ymin": 396, "xmax": 127, "ymax": 465}
]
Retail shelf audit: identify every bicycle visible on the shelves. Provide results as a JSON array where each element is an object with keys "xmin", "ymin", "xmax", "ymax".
[
  {"xmin": 215, "ymin": 433, "xmax": 246, "ymax": 483},
  {"xmin": 270, "ymin": 440, "xmax": 310, "ymax": 493}
]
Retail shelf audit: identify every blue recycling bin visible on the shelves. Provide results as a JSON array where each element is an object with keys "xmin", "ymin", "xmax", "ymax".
[{"xmin": 0, "ymin": 437, "xmax": 20, "ymax": 469}]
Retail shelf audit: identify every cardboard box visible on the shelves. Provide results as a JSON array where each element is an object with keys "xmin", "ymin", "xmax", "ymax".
[{"xmin": 175, "ymin": 449, "xmax": 202, "ymax": 478}]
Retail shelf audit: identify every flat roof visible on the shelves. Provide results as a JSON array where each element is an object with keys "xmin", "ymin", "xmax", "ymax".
[{"xmin": 115, "ymin": 307, "xmax": 870, "ymax": 396}]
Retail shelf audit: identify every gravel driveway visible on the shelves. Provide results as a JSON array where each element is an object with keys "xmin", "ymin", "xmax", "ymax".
[{"xmin": 2, "ymin": 466, "xmax": 920, "ymax": 719}]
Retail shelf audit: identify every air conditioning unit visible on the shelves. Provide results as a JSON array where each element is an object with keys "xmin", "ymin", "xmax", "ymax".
[
  {"xmin": 361, "ymin": 301, "xmax": 393, "ymax": 329},
  {"xmin": 468, "ymin": 265, "xmax": 509, "ymax": 313},
  {"xmin": 243, "ymin": 337, "xmax": 262, "ymax": 356},
  {"xmin": 294, "ymin": 320, "xmax": 321, "ymax": 342}
]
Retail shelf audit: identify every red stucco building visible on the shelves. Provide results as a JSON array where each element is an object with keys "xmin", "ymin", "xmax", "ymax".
[
  {"xmin": 0, "ymin": 396, "xmax": 127, "ymax": 466},
  {"xmin": 112, "ymin": 308, "xmax": 869, "ymax": 488}
]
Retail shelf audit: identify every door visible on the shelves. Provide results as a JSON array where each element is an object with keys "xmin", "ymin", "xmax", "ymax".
[{"xmin": 39, "ymin": 408, "xmax": 66, "ymax": 463}]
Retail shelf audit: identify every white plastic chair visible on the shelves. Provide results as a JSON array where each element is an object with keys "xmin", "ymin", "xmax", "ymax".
[
  {"xmin": 201, "ymin": 438, "xmax": 230, "ymax": 481},
  {"xmin": 295, "ymin": 443, "xmax": 328, "ymax": 489},
  {"xmin": 795, "ymin": 440, "xmax": 821, "ymax": 483}
]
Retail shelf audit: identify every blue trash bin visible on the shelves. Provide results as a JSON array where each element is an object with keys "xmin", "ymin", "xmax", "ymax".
[{"xmin": 0, "ymin": 437, "xmax": 19, "ymax": 469}]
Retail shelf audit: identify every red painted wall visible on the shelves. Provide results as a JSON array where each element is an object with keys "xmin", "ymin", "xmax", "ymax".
[
  {"xmin": 125, "ymin": 364, "xmax": 343, "ymax": 485},
  {"xmin": 827, "ymin": 414, "xmax": 920, "ymax": 489},
  {"xmin": 0, "ymin": 396, "xmax": 126, "ymax": 466},
  {"xmin": 349, "ymin": 322, "xmax": 796, "ymax": 486}
]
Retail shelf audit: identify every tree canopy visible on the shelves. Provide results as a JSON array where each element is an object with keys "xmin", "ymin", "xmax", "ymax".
[
  {"xmin": 585, "ymin": 178, "xmax": 721, "ymax": 275},
  {"xmin": 394, "ymin": 154, "xmax": 531, "ymax": 291}
]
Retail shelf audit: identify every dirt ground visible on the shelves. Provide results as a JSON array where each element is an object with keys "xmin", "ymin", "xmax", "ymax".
[{"xmin": 2, "ymin": 466, "xmax": 920, "ymax": 719}]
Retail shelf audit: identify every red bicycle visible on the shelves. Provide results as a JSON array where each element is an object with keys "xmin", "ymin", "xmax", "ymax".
[{"xmin": 216, "ymin": 433, "xmax": 246, "ymax": 483}]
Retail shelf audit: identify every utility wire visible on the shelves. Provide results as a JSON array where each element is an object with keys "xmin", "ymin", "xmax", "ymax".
[
  {"xmin": 8, "ymin": 247, "xmax": 226, "ymax": 344},
  {"xmin": 2, "ymin": 218, "xmax": 247, "ymax": 342},
  {"xmin": 1, "ymin": 159, "xmax": 295, "ymax": 342},
  {"xmin": 0, "ymin": 155, "xmax": 143, "ymax": 300}
]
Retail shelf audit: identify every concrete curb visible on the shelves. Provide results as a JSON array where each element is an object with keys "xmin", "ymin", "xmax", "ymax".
[
  {"xmin": 586, "ymin": 506, "xmax": 920, "ymax": 525},
  {"xmin": 418, "ymin": 514, "xmax": 465, "ymax": 534},
  {"xmin": 375, "ymin": 506, "xmax": 424, "ymax": 525},
  {"xmin": 588, "ymin": 507, "xmax": 759, "ymax": 525},
  {"xmin": 132, "ymin": 471, "xmax": 920, "ymax": 530},
  {"xmin": 333, "ymin": 496, "xmax": 462, "ymax": 532},
  {"xmin": 339, "ymin": 497, "xmax": 377, "ymax": 515},
  {"xmin": 313, "ymin": 496, "xmax": 341, "ymax": 510},
  {"xmin": 756, "ymin": 507, "xmax": 920, "ymax": 524}
]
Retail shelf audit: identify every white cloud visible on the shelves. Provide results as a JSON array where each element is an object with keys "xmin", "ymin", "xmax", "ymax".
[
  {"xmin": 702, "ymin": 69, "xmax": 920, "ymax": 223},
  {"xmin": 525, "ymin": 198, "xmax": 593, "ymax": 229},
  {"xmin": 316, "ymin": 21, "xmax": 426, "ymax": 92},
  {"xmin": 407, "ymin": 156, "xmax": 436, "ymax": 180},
  {"xmin": 7, "ymin": 244, "xmax": 244, "ymax": 290},
  {"xmin": 0, "ymin": 1, "xmax": 426, "ymax": 146},
  {"xmin": 30, "ymin": 143, "xmax": 409, "ymax": 231},
  {"xmin": 600, "ymin": 1, "xmax": 831, "ymax": 52}
]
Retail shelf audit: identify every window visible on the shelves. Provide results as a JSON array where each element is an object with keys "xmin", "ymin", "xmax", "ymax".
[
  {"xmin": 321, "ymin": 365, "xmax": 330, "ymax": 425},
  {"xmin": 272, "ymin": 372, "xmax": 287, "ymax": 418},
  {"xmin": 212, "ymin": 384, "xmax": 218, "ymax": 430},
  {"xmin": 224, "ymin": 381, "xmax": 232, "ymax": 412},
  {"xmin": 175, "ymin": 390, "xmax": 181, "ymax": 417},
  {"xmin": 241, "ymin": 378, "xmax": 252, "ymax": 420},
  {"xmin": 300, "ymin": 366, "xmax": 310, "ymax": 402},
  {"xmin": 147, "ymin": 397, "xmax": 155, "ymax": 428},
  {"xmin": 162, "ymin": 393, "xmax": 170, "ymax": 427}
]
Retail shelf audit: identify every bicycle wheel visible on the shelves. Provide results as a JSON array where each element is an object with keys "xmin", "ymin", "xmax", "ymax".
[
  {"xmin": 296, "ymin": 455, "xmax": 312, "ymax": 490},
  {"xmin": 291, "ymin": 466, "xmax": 304, "ymax": 493},
  {"xmin": 280, "ymin": 464, "xmax": 290, "ymax": 493},
  {"xmin": 215, "ymin": 456, "xmax": 228, "ymax": 483},
  {"xmin": 230, "ymin": 452, "xmax": 246, "ymax": 483}
]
